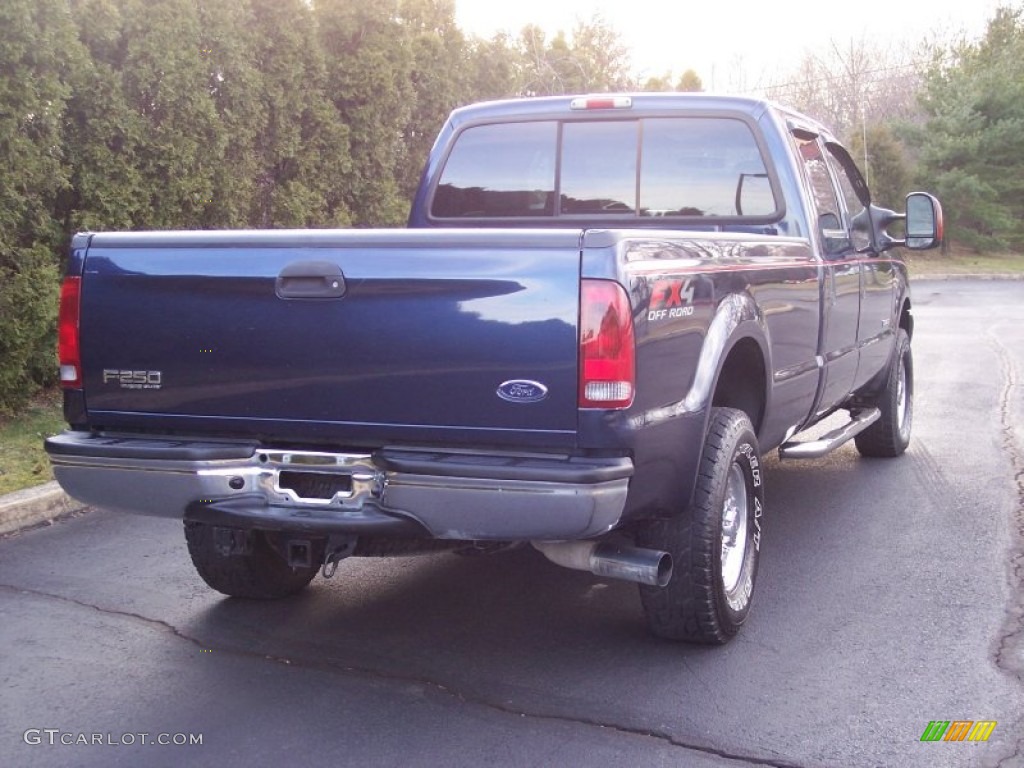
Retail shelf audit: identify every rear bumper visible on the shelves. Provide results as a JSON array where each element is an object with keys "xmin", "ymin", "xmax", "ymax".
[{"xmin": 46, "ymin": 432, "xmax": 633, "ymax": 540}]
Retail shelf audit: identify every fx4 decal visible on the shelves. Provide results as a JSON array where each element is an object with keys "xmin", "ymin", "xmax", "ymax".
[{"xmin": 648, "ymin": 278, "xmax": 696, "ymax": 321}]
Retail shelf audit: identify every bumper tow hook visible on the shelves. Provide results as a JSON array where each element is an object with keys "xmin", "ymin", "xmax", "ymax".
[{"xmin": 321, "ymin": 535, "xmax": 357, "ymax": 579}]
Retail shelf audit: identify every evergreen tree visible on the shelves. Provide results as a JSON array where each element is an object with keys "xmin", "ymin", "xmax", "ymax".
[
  {"xmin": 464, "ymin": 33, "xmax": 522, "ymax": 101},
  {"xmin": 117, "ymin": 0, "xmax": 223, "ymax": 229},
  {"xmin": 316, "ymin": 0, "xmax": 414, "ymax": 226},
  {"xmin": 196, "ymin": 0, "xmax": 265, "ymax": 228},
  {"xmin": 914, "ymin": 6, "xmax": 1024, "ymax": 250},
  {"xmin": 0, "ymin": 0, "xmax": 81, "ymax": 412},
  {"xmin": 63, "ymin": 0, "xmax": 148, "ymax": 232},
  {"xmin": 848, "ymin": 125, "xmax": 910, "ymax": 210},
  {"xmin": 249, "ymin": 0, "xmax": 352, "ymax": 227},
  {"xmin": 397, "ymin": 0, "xmax": 469, "ymax": 200}
]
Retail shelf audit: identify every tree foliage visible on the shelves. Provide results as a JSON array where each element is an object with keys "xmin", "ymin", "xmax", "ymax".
[
  {"xmin": 913, "ymin": 6, "xmax": 1024, "ymax": 251},
  {"xmin": 252, "ymin": 0, "xmax": 352, "ymax": 228},
  {"xmin": 396, "ymin": 0, "xmax": 469, "ymax": 199},
  {"xmin": 640, "ymin": 69, "xmax": 703, "ymax": 92},
  {"xmin": 847, "ymin": 125, "xmax": 911, "ymax": 210},
  {"xmin": 516, "ymin": 15, "xmax": 632, "ymax": 96},
  {"xmin": 0, "ymin": 2, "xmax": 1021, "ymax": 412},
  {"xmin": 0, "ymin": 0, "xmax": 80, "ymax": 413}
]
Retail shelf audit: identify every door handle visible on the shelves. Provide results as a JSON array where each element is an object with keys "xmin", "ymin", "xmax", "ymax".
[{"xmin": 275, "ymin": 261, "xmax": 346, "ymax": 299}]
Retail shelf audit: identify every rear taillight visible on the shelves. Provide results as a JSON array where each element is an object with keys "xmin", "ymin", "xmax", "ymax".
[
  {"xmin": 58, "ymin": 276, "xmax": 82, "ymax": 388},
  {"xmin": 579, "ymin": 279, "xmax": 635, "ymax": 409}
]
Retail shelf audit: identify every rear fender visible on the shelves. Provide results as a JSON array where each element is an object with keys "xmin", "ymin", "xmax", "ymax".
[
  {"xmin": 621, "ymin": 291, "xmax": 770, "ymax": 435},
  {"xmin": 687, "ymin": 292, "xmax": 771, "ymax": 433},
  {"xmin": 623, "ymin": 291, "xmax": 770, "ymax": 519}
]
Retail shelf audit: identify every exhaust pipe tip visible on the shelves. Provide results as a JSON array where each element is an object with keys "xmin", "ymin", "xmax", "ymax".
[
  {"xmin": 532, "ymin": 540, "xmax": 673, "ymax": 587},
  {"xmin": 592, "ymin": 542, "xmax": 672, "ymax": 587}
]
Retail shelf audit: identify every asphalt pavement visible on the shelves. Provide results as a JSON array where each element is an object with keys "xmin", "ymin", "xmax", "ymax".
[{"xmin": 1, "ymin": 278, "xmax": 1021, "ymax": 768}]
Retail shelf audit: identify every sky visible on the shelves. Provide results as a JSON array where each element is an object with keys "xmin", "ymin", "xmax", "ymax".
[{"xmin": 454, "ymin": 0, "xmax": 1006, "ymax": 92}]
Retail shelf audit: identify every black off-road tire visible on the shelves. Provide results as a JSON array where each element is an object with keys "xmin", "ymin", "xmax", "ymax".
[
  {"xmin": 855, "ymin": 328, "xmax": 913, "ymax": 458},
  {"xmin": 184, "ymin": 522, "xmax": 319, "ymax": 599},
  {"xmin": 637, "ymin": 407, "xmax": 764, "ymax": 644}
]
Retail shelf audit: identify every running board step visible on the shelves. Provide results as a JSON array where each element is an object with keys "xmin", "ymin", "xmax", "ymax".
[{"xmin": 778, "ymin": 408, "xmax": 881, "ymax": 460}]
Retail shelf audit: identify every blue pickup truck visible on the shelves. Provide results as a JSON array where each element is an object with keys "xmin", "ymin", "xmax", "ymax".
[{"xmin": 46, "ymin": 94, "xmax": 942, "ymax": 644}]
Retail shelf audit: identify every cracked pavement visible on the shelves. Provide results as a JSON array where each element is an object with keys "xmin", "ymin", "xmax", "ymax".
[{"xmin": 1, "ymin": 279, "xmax": 1022, "ymax": 768}]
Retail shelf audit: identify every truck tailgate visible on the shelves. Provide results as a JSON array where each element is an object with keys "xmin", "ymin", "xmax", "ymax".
[{"xmin": 78, "ymin": 229, "xmax": 583, "ymax": 449}]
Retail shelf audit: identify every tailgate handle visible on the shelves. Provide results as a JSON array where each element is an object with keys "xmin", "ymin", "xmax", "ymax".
[{"xmin": 275, "ymin": 261, "xmax": 347, "ymax": 299}]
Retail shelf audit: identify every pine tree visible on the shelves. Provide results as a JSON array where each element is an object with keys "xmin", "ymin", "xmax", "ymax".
[
  {"xmin": 63, "ymin": 0, "xmax": 148, "ymax": 232},
  {"xmin": 117, "ymin": 0, "xmax": 224, "ymax": 229},
  {"xmin": 848, "ymin": 125, "xmax": 910, "ymax": 210},
  {"xmin": 397, "ymin": 0, "xmax": 469, "ymax": 200},
  {"xmin": 0, "ymin": 0, "xmax": 81, "ymax": 412},
  {"xmin": 196, "ymin": 0, "xmax": 265, "ymax": 228},
  {"xmin": 316, "ymin": 0, "xmax": 414, "ymax": 226},
  {"xmin": 915, "ymin": 6, "xmax": 1024, "ymax": 250},
  {"xmin": 464, "ymin": 33, "xmax": 523, "ymax": 101},
  {"xmin": 248, "ymin": 0, "xmax": 352, "ymax": 228}
]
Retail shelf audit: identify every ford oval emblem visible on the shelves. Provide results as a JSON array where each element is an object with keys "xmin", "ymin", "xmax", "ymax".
[{"xmin": 497, "ymin": 380, "xmax": 549, "ymax": 404}]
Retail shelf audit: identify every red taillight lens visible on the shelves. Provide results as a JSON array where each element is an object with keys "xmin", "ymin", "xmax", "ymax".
[
  {"xmin": 579, "ymin": 279, "xmax": 635, "ymax": 409},
  {"xmin": 58, "ymin": 276, "xmax": 82, "ymax": 388}
]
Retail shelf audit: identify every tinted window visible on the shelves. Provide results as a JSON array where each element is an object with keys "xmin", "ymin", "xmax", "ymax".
[
  {"xmin": 826, "ymin": 145, "xmax": 872, "ymax": 252},
  {"xmin": 561, "ymin": 121, "xmax": 637, "ymax": 214},
  {"xmin": 794, "ymin": 136, "xmax": 840, "ymax": 222},
  {"xmin": 641, "ymin": 118, "xmax": 774, "ymax": 217},
  {"xmin": 794, "ymin": 134, "xmax": 850, "ymax": 255},
  {"xmin": 432, "ymin": 121, "xmax": 556, "ymax": 218},
  {"xmin": 431, "ymin": 116, "xmax": 777, "ymax": 220}
]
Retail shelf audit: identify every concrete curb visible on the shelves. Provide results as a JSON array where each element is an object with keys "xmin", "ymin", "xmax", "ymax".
[{"xmin": 0, "ymin": 482, "xmax": 87, "ymax": 536}]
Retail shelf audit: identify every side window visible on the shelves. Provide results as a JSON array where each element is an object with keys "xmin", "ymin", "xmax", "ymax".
[
  {"xmin": 793, "ymin": 134, "xmax": 849, "ymax": 256},
  {"xmin": 826, "ymin": 144, "xmax": 873, "ymax": 253},
  {"xmin": 431, "ymin": 121, "xmax": 556, "ymax": 218}
]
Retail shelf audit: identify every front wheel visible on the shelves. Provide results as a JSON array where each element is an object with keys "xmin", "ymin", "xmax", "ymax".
[
  {"xmin": 637, "ymin": 407, "xmax": 764, "ymax": 644},
  {"xmin": 855, "ymin": 328, "xmax": 913, "ymax": 458}
]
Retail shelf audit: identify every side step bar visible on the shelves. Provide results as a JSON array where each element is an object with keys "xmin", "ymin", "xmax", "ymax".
[{"xmin": 778, "ymin": 408, "xmax": 881, "ymax": 460}]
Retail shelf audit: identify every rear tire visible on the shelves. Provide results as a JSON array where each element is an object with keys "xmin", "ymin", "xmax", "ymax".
[
  {"xmin": 184, "ymin": 522, "xmax": 319, "ymax": 599},
  {"xmin": 637, "ymin": 407, "xmax": 764, "ymax": 644},
  {"xmin": 855, "ymin": 328, "xmax": 913, "ymax": 458}
]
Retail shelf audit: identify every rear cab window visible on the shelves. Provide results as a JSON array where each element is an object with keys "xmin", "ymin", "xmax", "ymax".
[
  {"xmin": 430, "ymin": 115, "xmax": 781, "ymax": 222},
  {"xmin": 431, "ymin": 122, "xmax": 556, "ymax": 218}
]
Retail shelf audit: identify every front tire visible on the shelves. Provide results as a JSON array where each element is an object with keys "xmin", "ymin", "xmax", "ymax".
[
  {"xmin": 855, "ymin": 328, "xmax": 913, "ymax": 458},
  {"xmin": 184, "ymin": 522, "xmax": 320, "ymax": 599},
  {"xmin": 638, "ymin": 407, "xmax": 764, "ymax": 644}
]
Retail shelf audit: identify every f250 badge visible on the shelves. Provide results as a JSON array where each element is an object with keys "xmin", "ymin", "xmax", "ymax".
[
  {"xmin": 103, "ymin": 369, "xmax": 163, "ymax": 390},
  {"xmin": 497, "ymin": 380, "xmax": 548, "ymax": 404}
]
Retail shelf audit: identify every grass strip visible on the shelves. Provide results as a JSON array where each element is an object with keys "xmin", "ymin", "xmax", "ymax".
[{"xmin": 0, "ymin": 389, "xmax": 65, "ymax": 496}]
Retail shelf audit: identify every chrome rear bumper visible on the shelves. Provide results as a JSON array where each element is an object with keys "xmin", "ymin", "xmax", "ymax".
[{"xmin": 46, "ymin": 432, "xmax": 632, "ymax": 540}]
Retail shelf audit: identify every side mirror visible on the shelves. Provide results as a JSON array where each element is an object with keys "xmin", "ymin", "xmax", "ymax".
[
  {"xmin": 904, "ymin": 192, "xmax": 944, "ymax": 250},
  {"xmin": 870, "ymin": 192, "xmax": 944, "ymax": 252}
]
